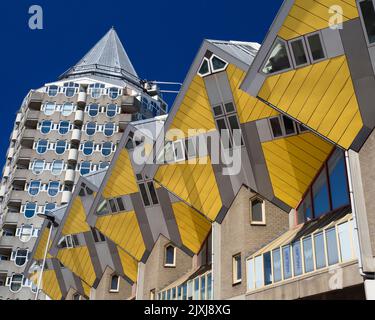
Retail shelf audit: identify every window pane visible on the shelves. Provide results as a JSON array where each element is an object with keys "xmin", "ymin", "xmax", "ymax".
[
  {"xmin": 107, "ymin": 104, "xmax": 117, "ymax": 117},
  {"xmin": 328, "ymin": 150, "xmax": 349, "ymax": 210},
  {"xmin": 198, "ymin": 59, "xmax": 210, "ymax": 76},
  {"xmin": 338, "ymin": 222, "xmax": 352, "ymax": 262},
  {"xmin": 194, "ymin": 278, "xmax": 199, "ymax": 300},
  {"xmin": 282, "ymin": 246, "xmax": 292, "ymax": 279},
  {"xmin": 312, "ymin": 170, "xmax": 330, "ymax": 218},
  {"xmin": 303, "ymin": 236, "xmax": 314, "ymax": 273},
  {"xmin": 165, "ymin": 246, "xmax": 175, "ymax": 265},
  {"xmin": 291, "ymin": 39, "xmax": 308, "ymax": 66},
  {"xmin": 314, "ymin": 232, "xmax": 326, "ymax": 269},
  {"xmin": 41, "ymin": 121, "xmax": 52, "ymax": 134},
  {"xmin": 360, "ymin": 0, "xmax": 375, "ymax": 43},
  {"xmin": 251, "ymin": 199, "xmax": 264, "ymax": 222},
  {"xmin": 182, "ymin": 283, "xmax": 187, "ymax": 300},
  {"xmin": 263, "ymin": 252, "xmax": 272, "ymax": 286},
  {"xmin": 211, "ymin": 56, "xmax": 227, "ymax": 71},
  {"xmin": 59, "ymin": 121, "xmax": 70, "ymax": 135},
  {"xmin": 227, "ymin": 115, "xmax": 243, "ymax": 147},
  {"xmin": 62, "ymin": 103, "xmax": 73, "ymax": 116},
  {"xmin": 86, "ymin": 122, "xmax": 96, "ymax": 136},
  {"xmin": 213, "ymin": 105, "xmax": 223, "ymax": 117},
  {"xmin": 52, "ymin": 160, "xmax": 64, "ymax": 175},
  {"xmin": 292, "ymin": 241, "xmax": 303, "ymax": 276},
  {"xmin": 111, "ymin": 275, "xmax": 119, "ymax": 290},
  {"xmin": 32, "ymin": 160, "xmax": 45, "ymax": 175},
  {"xmin": 270, "ymin": 117, "xmax": 283, "ymax": 138},
  {"xmin": 56, "ymin": 141, "xmax": 67, "ymax": 155},
  {"xmin": 263, "ymin": 40, "xmax": 291, "ymax": 74},
  {"xmin": 80, "ymin": 162, "xmax": 91, "ymax": 176},
  {"xmin": 326, "ymin": 228, "xmax": 339, "ymax": 266},
  {"xmin": 139, "ymin": 183, "xmax": 150, "ymax": 207},
  {"xmin": 298, "ymin": 192, "xmax": 313, "ymax": 223},
  {"xmin": 147, "ymin": 182, "xmax": 159, "ymax": 205},
  {"xmin": 247, "ymin": 259, "xmax": 255, "ymax": 290},
  {"xmin": 200, "ymin": 276, "xmax": 206, "ymax": 300},
  {"xmin": 254, "ymin": 255, "xmax": 263, "ymax": 288},
  {"xmin": 282, "ymin": 115, "xmax": 296, "ymax": 135},
  {"xmin": 207, "ymin": 273, "xmax": 212, "ymax": 300},
  {"xmin": 233, "ymin": 255, "xmax": 242, "ymax": 282},
  {"xmin": 272, "ymin": 249, "xmax": 282, "ymax": 283},
  {"xmin": 307, "ymin": 34, "xmax": 325, "ymax": 61}
]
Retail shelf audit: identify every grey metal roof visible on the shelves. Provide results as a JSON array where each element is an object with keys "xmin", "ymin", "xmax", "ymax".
[
  {"xmin": 60, "ymin": 28, "xmax": 139, "ymax": 84},
  {"xmin": 207, "ymin": 40, "xmax": 261, "ymax": 67}
]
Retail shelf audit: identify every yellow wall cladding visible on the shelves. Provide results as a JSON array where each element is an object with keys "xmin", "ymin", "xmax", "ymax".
[
  {"xmin": 259, "ymin": 56, "xmax": 363, "ymax": 149},
  {"xmin": 172, "ymin": 202, "xmax": 211, "ymax": 254},
  {"xmin": 155, "ymin": 156, "xmax": 222, "ymax": 221},
  {"xmin": 62, "ymin": 196, "xmax": 90, "ymax": 236},
  {"xmin": 118, "ymin": 246, "xmax": 138, "ymax": 283},
  {"xmin": 102, "ymin": 149, "xmax": 139, "ymax": 198},
  {"xmin": 95, "ymin": 211, "xmax": 145, "ymax": 261},
  {"xmin": 227, "ymin": 64, "xmax": 278, "ymax": 123},
  {"xmin": 34, "ymin": 228, "xmax": 52, "ymax": 260},
  {"xmin": 278, "ymin": 0, "xmax": 359, "ymax": 40},
  {"xmin": 262, "ymin": 133, "xmax": 334, "ymax": 208},
  {"xmin": 82, "ymin": 281, "xmax": 91, "ymax": 297},
  {"xmin": 56, "ymin": 246, "xmax": 96, "ymax": 286},
  {"xmin": 41, "ymin": 270, "xmax": 62, "ymax": 300},
  {"xmin": 169, "ymin": 75, "xmax": 216, "ymax": 137}
]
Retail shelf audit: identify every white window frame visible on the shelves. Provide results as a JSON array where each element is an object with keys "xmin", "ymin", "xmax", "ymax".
[
  {"xmin": 250, "ymin": 196, "xmax": 266, "ymax": 226},
  {"xmin": 305, "ymin": 31, "xmax": 327, "ymax": 64},
  {"xmin": 173, "ymin": 140, "xmax": 185, "ymax": 163},
  {"xmin": 47, "ymin": 181, "xmax": 60, "ymax": 198},
  {"xmin": 32, "ymin": 160, "xmax": 45, "ymax": 175},
  {"xmin": 28, "ymin": 181, "xmax": 41, "ymax": 197},
  {"xmin": 12, "ymin": 248, "xmax": 29, "ymax": 267},
  {"xmin": 209, "ymin": 54, "xmax": 229, "ymax": 73},
  {"xmin": 288, "ymin": 36, "xmax": 311, "ymax": 69},
  {"xmin": 197, "ymin": 57, "xmax": 212, "ymax": 77},
  {"xmin": 261, "ymin": 37, "xmax": 293, "ymax": 76},
  {"xmin": 43, "ymin": 102, "xmax": 57, "ymax": 116},
  {"xmin": 164, "ymin": 245, "xmax": 176, "ymax": 267},
  {"xmin": 61, "ymin": 103, "xmax": 74, "ymax": 116},
  {"xmin": 8, "ymin": 274, "xmax": 24, "ymax": 293},
  {"xmin": 109, "ymin": 274, "xmax": 120, "ymax": 293},
  {"xmin": 232, "ymin": 253, "xmax": 242, "ymax": 285}
]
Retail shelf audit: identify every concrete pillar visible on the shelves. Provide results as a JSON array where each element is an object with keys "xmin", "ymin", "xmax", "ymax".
[
  {"xmin": 212, "ymin": 222, "xmax": 221, "ymax": 300},
  {"xmin": 365, "ymin": 279, "xmax": 375, "ymax": 300},
  {"xmin": 136, "ymin": 262, "xmax": 145, "ymax": 300}
]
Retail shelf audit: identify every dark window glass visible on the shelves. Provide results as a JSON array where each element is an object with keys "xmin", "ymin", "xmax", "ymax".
[
  {"xmin": 116, "ymin": 198, "xmax": 125, "ymax": 212},
  {"xmin": 211, "ymin": 56, "xmax": 227, "ymax": 71},
  {"xmin": 263, "ymin": 40, "xmax": 291, "ymax": 74},
  {"xmin": 107, "ymin": 104, "xmax": 117, "ymax": 117},
  {"xmin": 251, "ymin": 198, "xmax": 264, "ymax": 223},
  {"xmin": 200, "ymin": 276, "xmax": 206, "ymax": 300},
  {"xmin": 328, "ymin": 150, "xmax": 349, "ymax": 210},
  {"xmin": 227, "ymin": 115, "xmax": 244, "ymax": 146},
  {"xmin": 263, "ymin": 252, "xmax": 272, "ymax": 286},
  {"xmin": 25, "ymin": 203, "xmax": 37, "ymax": 219},
  {"xmin": 165, "ymin": 246, "xmax": 175, "ymax": 265},
  {"xmin": 216, "ymin": 118, "xmax": 232, "ymax": 149},
  {"xmin": 101, "ymin": 142, "xmax": 113, "ymax": 157},
  {"xmin": 80, "ymin": 162, "xmax": 91, "ymax": 176},
  {"xmin": 282, "ymin": 115, "xmax": 296, "ymax": 135},
  {"xmin": 312, "ymin": 170, "xmax": 330, "ymax": 218},
  {"xmin": 270, "ymin": 117, "xmax": 283, "ymax": 138},
  {"xmin": 139, "ymin": 183, "xmax": 150, "ymax": 207},
  {"xmin": 199, "ymin": 59, "xmax": 210, "ymax": 75},
  {"xmin": 41, "ymin": 120, "xmax": 52, "ymax": 134},
  {"xmin": 86, "ymin": 122, "xmax": 96, "ymax": 136},
  {"xmin": 314, "ymin": 232, "xmax": 326, "ymax": 269},
  {"xmin": 59, "ymin": 121, "xmax": 70, "ymax": 135},
  {"xmin": 172, "ymin": 287, "xmax": 176, "ymax": 300},
  {"xmin": 56, "ymin": 141, "xmax": 67, "ymax": 155},
  {"xmin": 291, "ymin": 39, "xmax": 308, "ymax": 66},
  {"xmin": 307, "ymin": 34, "xmax": 325, "ymax": 61},
  {"xmin": 213, "ymin": 105, "xmax": 223, "ymax": 116},
  {"xmin": 273, "ymin": 249, "xmax": 282, "ymax": 282},
  {"xmin": 88, "ymin": 104, "xmax": 99, "ymax": 117},
  {"xmin": 326, "ymin": 228, "xmax": 339, "ymax": 266},
  {"xmin": 234, "ymin": 255, "xmax": 242, "ymax": 282},
  {"xmin": 303, "ymin": 236, "xmax": 314, "ymax": 273},
  {"xmin": 37, "ymin": 140, "xmax": 48, "ymax": 154},
  {"xmin": 104, "ymin": 123, "xmax": 115, "ymax": 137},
  {"xmin": 109, "ymin": 199, "xmax": 117, "ymax": 213},
  {"xmin": 298, "ymin": 192, "xmax": 313, "ymax": 223},
  {"xmin": 360, "ymin": 0, "xmax": 375, "ymax": 43},
  {"xmin": 224, "ymin": 102, "xmax": 235, "ymax": 113},
  {"xmin": 292, "ymin": 241, "xmax": 303, "ymax": 276},
  {"xmin": 182, "ymin": 283, "xmax": 187, "ymax": 300},
  {"xmin": 83, "ymin": 141, "xmax": 94, "ymax": 156},
  {"xmin": 185, "ymin": 139, "xmax": 196, "ymax": 159},
  {"xmin": 91, "ymin": 228, "xmax": 99, "ymax": 243},
  {"xmin": 110, "ymin": 275, "xmax": 119, "ymax": 291},
  {"xmin": 147, "ymin": 182, "xmax": 159, "ymax": 205}
]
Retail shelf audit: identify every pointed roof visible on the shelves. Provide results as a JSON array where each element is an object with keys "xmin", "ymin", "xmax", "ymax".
[{"xmin": 60, "ymin": 28, "xmax": 139, "ymax": 84}]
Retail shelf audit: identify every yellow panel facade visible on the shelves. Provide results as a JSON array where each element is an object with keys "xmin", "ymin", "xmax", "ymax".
[
  {"xmin": 102, "ymin": 149, "xmax": 139, "ymax": 198},
  {"xmin": 56, "ymin": 247, "xmax": 96, "ymax": 286},
  {"xmin": 34, "ymin": 228, "xmax": 52, "ymax": 260},
  {"xmin": 227, "ymin": 64, "xmax": 279, "ymax": 124},
  {"xmin": 82, "ymin": 281, "xmax": 91, "ymax": 298},
  {"xmin": 41, "ymin": 270, "xmax": 62, "ymax": 300},
  {"xmin": 169, "ymin": 75, "xmax": 216, "ymax": 137},
  {"xmin": 62, "ymin": 196, "xmax": 90, "ymax": 236},
  {"xmin": 262, "ymin": 133, "xmax": 334, "ymax": 208},
  {"xmin": 278, "ymin": 0, "xmax": 359, "ymax": 40},
  {"xmin": 172, "ymin": 202, "xmax": 211, "ymax": 254},
  {"xmin": 155, "ymin": 157, "xmax": 222, "ymax": 221},
  {"xmin": 259, "ymin": 56, "xmax": 363, "ymax": 149},
  {"xmin": 95, "ymin": 211, "xmax": 145, "ymax": 261},
  {"xmin": 118, "ymin": 247, "xmax": 138, "ymax": 283}
]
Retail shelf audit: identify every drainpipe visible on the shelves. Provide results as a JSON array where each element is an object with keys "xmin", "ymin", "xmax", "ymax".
[{"xmin": 345, "ymin": 151, "xmax": 375, "ymax": 281}]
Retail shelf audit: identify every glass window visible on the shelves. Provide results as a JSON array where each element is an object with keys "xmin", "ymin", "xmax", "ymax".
[
  {"xmin": 211, "ymin": 56, "xmax": 227, "ymax": 71},
  {"xmin": 314, "ymin": 232, "xmax": 326, "ymax": 270},
  {"xmin": 80, "ymin": 162, "xmax": 91, "ymax": 176},
  {"xmin": 104, "ymin": 123, "xmax": 115, "ymax": 137},
  {"xmin": 55, "ymin": 140, "xmax": 67, "ymax": 155},
  {"xmin": 198, "ymin": 58, "xmax": 210, "ymax": 76},
  {"xmin": 73, "ymin": 293, "xmax": 81, "ymax": 301},
  {"xmin": 263, "ymin": 252, "xmax": 272, "ymax": 286},
  {"xmin": 44, "ymin": 102, "xmax": 56, "ymax": 116},
  {"xmin": 251, "ymin": 198, "xmax": 265, "ymax": 224},
  {"xmin": 254, "ymin": 255, "xmax": 263, "ymax": 288},
  {"xmin": 298, "ymin": 192, "xmax": 313, "ymax": 223},
  {"xmin": 326, "ymin": 228, "xmax": 339, "ymax": 266},
  {"xmin": 173, "ymin": 140, "xmax": 185, "ymax": 162},
  {"xmin": 62, "ymin": 103, "xmax": 74, "ymax": 116},
  {"xmin": 165, "ymin": 245, "xmax": 175, "ymax": 266},
  {"xmin": 59, "ymin": 121, "xmax": 70, "ymax": 135},
  {"xmin": 182, "ymin": 282, "xmax": 188, "ymax": 300},
  {"xmin": 328, "ymin": 150, "xmax": 349, "ymax": 210},
  {"xmin": 207, "ymin": 273, "xmax": 212, "ymax": 300},
  {"xmin": 110, "ymin": 275, "xmax": 120, "ymax": 292},
  {"xmin": 307, "ymin": 33, "xmax": 325, "ymax": 61},
  {"xmin": 233, "ymin": 254, "xmax": 242, "ymax": 283},
  {"xmin": 312, "ymin": 170, "xmax": 330, "ymax": 218},
  {"xmin": 270, "ymin": 117, "xmax": 283, "ymax": 138},
  {"xmin": 227, "ymin": 115, "xmax": 244, "ymax": 147},
  {"xmin": 48, "ymin": 181, "xmax": 60, "ymax": 197},
  {"xmin": 360, "ymin": 0, "xmax": 375, "ymax": 43},
  {"xmin": 83, "ymin": 141, "xmax": 94, "ymax": 156},
  {"xmin": 108, "ymin": 88, "xmax": 119, "ymax": 100},
  {"xmin": 282, "ymin": 246, "xmax": 292, "ymax": 280},
  {"xmin": 32, "ymin": 160, "xmax": 45, "ymax": 175},
  {"xmin": 28, "ymin": 181, "xmax": 41, "ymax": 196},
  {"xmin": 86, "ymin": 122, "xmax": 96, "ymax": 136},
  {"xmin": 51, "ymin": 160, "xmax": 64, "ymax": 176},
  {"xmin": 247, "ymin": 259, "xmax": 255, "ymax": 290},
  {"xmin": 88, "ymin": 104, "xmax": 99, "ymax": 117},
  {"xmin": 147, "ymin": 182, "xmax": 159, "ymax": 205},
  {"xmin": 48, "ymin": 85, "xmax": 58, "ymax": 97},
  {"xmin": 272, "ymin": 248, "xmax": 282, "ymax": 283},
  {"xmin": 10, "ymin": 274, "xmax": 23, "ymax": 293},
  {"xmin": 24, "ymin": 202, "xmax": 37, "ymax": 218},
  {"xmin": 100, "ymin": 162, "xmax": 110, "ymax": 170},
  {"xmin": 194, "ymin": 278, "xmax": 199, "ymax": 300},
  {"xmin": 282, "ymin": 115, "xmax": 296, "ymax": 135},
  {"xmin": 290, "ymin": 38, "xmax": 308, "ymax": 66},
  {"xmin": 64, "ymin": 82, "xmax": 77, "ymax": 97},
  {"xmin": 262, "ymin": 39, "xmax": 291, "ymax": 74},
  {"xmin": 90, "ymin": 84, "xmax": 103, "ymax": 98},
  {"xmin": 45, "ymin": 203, "xmax": 56, "ymax": 214},
  {"xmin": 139, "ymin": 183, "xmax": 150, "ymax": 207},
  {"xmin": 37, "ymin": 140, "xmax": 48, "ymax": 154},
  {"xmin": 166, "ymin": 290, "xmax": 171, "ymax": 300},
  {"xmin": 303, "ymin": 236, "xmax": 314, "ymax": 273},
  {"xmin": 40, "ymin": 120, "xmax": 52, "ymax": 135},
  {"xmin": 101, "ymin": 142, "xmax": 113, "ymax": 157},
  {"xmin": 292, "ymin": 241, "xmax": 303, "ymax": 276},
  {"xmin": 200, "ymin": 276, "xmax": 206, "ymax": 300},
  {"xmin": 106, "ymin": 104, "xmax": 117, "ymax": 118},
  {"xmin": 15, "ymin": 249, "xmax": 28, "ymax": 267},
  {"xmin": 338, "ymin": 222, "xmax": 352, "ymax": 262},
  {"xmin": 19, "ymin": 225, "xmax": 33, "ymax": 243}
]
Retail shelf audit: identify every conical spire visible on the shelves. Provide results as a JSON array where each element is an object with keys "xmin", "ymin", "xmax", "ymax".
[{"xmin": 60, "ymin": 28, "xmax": 138, "ymax": 82}]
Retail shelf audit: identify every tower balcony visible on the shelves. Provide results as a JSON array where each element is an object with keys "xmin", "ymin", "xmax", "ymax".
[
  {"xmin": 68, "ymin": 148, "xmax": 79, "ymax": 162},
  {"xmin": 77, "ymin": 92, "xmax": 87, "ymax": 107},
  {"xmin": 61, "ymin": 190, "xmax": 72, "ymax": 204},
  {"xmin": 27, "ymin": 91, "xmax": 44, "ymax": 111},
  {"xmin": 121, "ymin": 96, "xmax": 140, "ymax": 113},
  {"xmin": 71, "ymin": 129, "xmax": 82, "ymax": 142},
  {"xmin": 3, "ymin": 166, "xmax": 10, "ymax": 179},
  {"xmin": 64, "ymin": 169, "xmax": 76, "ymax": 183},
  {"xmin": 74, "ymin": 110, "xmax": 84, "ymax": 124},
  {"xmin": 7, "ymin": 148, "xmax": 15, "ymax": 160}
]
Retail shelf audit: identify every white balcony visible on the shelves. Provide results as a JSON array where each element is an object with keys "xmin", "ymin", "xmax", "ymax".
[
  {"xmin": 15, "ymin": 113, "xmax": 23, "ymax": 124},
  {"xmin": 7, "ymin": 148, "xmax": 15, "ymax": 160},
  {"xmin": 61, "ymin": 191, "xmax": 72, "ymax": 204},
  {"xmin": 68, "ymin": 149, "xmax": 78, "ymax": 162},
  {"xmin": 75, "ymin": 110, "xmax": 84, "ymax": 123},
  {"xmin": 11, "ymin": 130, "xmax": 19, "ymax": 142},
  {"xmin": 0, "ymin": 185, "xmax": 6, "ymax": 197},
  {"xmin": 64, "ymin": 169, "xmax": 76, "ymax": 183},
  {"xmin": 77, "ymin": 92, "xmax": 87, "ymax": 106},
  {"xmin": 3, "ymin": 166, "xmax": 10, "ymax": 179},
  {"xmin": 71, "ymin": 129, "xmax": 82, "ymax": 142}
]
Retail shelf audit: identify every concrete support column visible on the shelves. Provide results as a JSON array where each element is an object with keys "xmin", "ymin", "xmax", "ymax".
[
  {"xmin": 212, "ymin": 222, "xmax": 221, "ymax": 300},
  {"xmin": 136, "ymin": 262, "xmax": 146, "ymax": 300}
]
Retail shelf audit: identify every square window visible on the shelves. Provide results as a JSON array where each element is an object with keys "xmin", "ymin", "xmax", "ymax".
[
  {"xmin": 290, "ymin": 38, "xmax": 309, "ymax": 67},
  {"xmin": 307, "ymin": 33, "xmax": 325, "ymax": 62},
  {"xmin": 269, "ymin": 117, "xmax": 283, "ymax": 138}
]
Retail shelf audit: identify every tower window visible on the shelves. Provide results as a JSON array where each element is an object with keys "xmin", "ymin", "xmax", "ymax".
[
  {"xmin": 51, "ymin": 160, "xmax": 64, "ymax": 176},
  {"xmin": 87, "ymin": 103, "xmax": 100, "ymax": 117},
  {"xmin": 47, "ymin": 85, "xmax": 58, "ymax": 97},
  {"xmin": 28, "ymin": 181, "xmax": 41, "ymax": 197},
  {"xmin": 83, "ymin": 141, "xmax": 94, "ymax": 156},
  {"xmin": 9, "ymin": 274, "xmax": 23, "ymax": 293},
  {"xmin": 40, "ymin": 120, "xmax": 52, "ymax": 135},
  {"xmin": 165, "ymin": 245, "xmax": 176, "ymax": 267},
  {"xmin": 19, "ymin": 225, "xmax": 33, "ymax": 243},
  {"xmin": 24, "ymin": 202, "xmax": 37, "ymax": 219},
  {"xmin": 80, "ymin": 161, "xmax": 92, "ymax": 176},
  {"xmin": 108, "ymin": 88, "xmax": 120, "ymax": 100},
  {"xmin": 59, "ymin": 121, "xmax": 71, "ymax": 135},
  {"xmin": 55, "ymin": 140, "xmax": 67, "ymax": 155},
  {"xmin": 101, "ymin": 142, "xmax": 113, "ymax": 157},
  {"xmin": 198, "ymin": 58, "xmax": 211, "ymax": 77},
  {"xmin": 62, "ymin": 103, "xmax": 74, "ymax": 116},
  {"xmin": 106, "ymin": 104, "xmax": 118, "ymax": 118},
  {"xmin": 44, "ymin": 102, "xmax": 56, "ymax": 116},
  {"xmin": 36, "ymin": 140, "xmax": 49, "ymax": 154},
  {"xmin": 289, "ymin": 38, "xmax": 309, "ymax": 67},
  {"xmin": 109, "ymin": 274, "xmax": 120, "ymax": 292},
  {"xmin": 360, "ymin": 0, "xmax": 375, "ymax": 44},
  {"xmin": 250, "ymin": 197, "xmax": 266, "ymax": 225},
  {"xmin": 86, "ymin": 122, "xmax": 97, "ymax": 136},
  {"xmin": 104, "ymin": 123, "xmax": 116, "ymax": 137},
  {"xmin": 32, "ymin": 160, "xmax": 45, "ymax": 175},
  {"xmin": 12, "ymin": 249, "xmax": 28, "ymax": 267},
  {"xmin": 48, "ymin": 181, "xmax": 60, "ymax": 197}
]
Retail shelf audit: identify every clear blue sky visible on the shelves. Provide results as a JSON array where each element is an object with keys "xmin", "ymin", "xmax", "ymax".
[{"xmin": 0, "ymin": 0, "xmax": 282, "ymax": 170}]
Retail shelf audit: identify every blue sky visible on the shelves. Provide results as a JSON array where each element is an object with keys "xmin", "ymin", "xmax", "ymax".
[{"xmin": 0, "ymin": 0, "xmax": 282, "ymax": 170}]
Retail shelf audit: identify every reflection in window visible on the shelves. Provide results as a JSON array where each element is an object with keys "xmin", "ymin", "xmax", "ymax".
[
  {"xmin": 292, "ymin": 241, "xmax": 303, "ymax": 276},
  {"xmin": 28, "ymin": 181, "xmax": 41, "ymax": 196},
  {"xmin": 314, "ymin": 232, "xmax": 326, "ymax": 270},
  {"xmin": 313, "ymin": 170, "xmax": 330, "ymax": 218},
  {"xmin": 51, "ymin": 160, "xmax": 64, "ymax": 175},
  {"xmin": 251, "ymin": 198, "xmax": 265, "ymax": 224},
  {"xmin": 303, "ymin": 236, "xmax": 314, "ymax": 273},
  {"xmin": 14, "ymin": 249, "xmax": 28, "ymax": 267},
  {"xmin": 45, "ymin": 203, "xmax": 56, "ymax": 214},
  {"xmin": 290, "ymin": 38, "xmax": 308, "ymax": 66},
  {"xmin": 360, "ymin": 0, "xmax": 375, "ymax": 44},
  {"xmin": 211, "ymin": 56, "xmax": 227, "ymax": 71},
  {"xmin": 326, "ymin": 228, "xmax": 339, "ymax": 266},
  {"xmin": 254, "ymin": 256, "xmax": 263, "ymax": 288},
  {"xmin": 108, "ymin": 88, "xmax": 119, "ymax": 100},
  {"xmin": 262, "ymin": 39, "xmax": 291, "ymax": 74},
  {"xmin": 328, "ymin": 149, "xmax": 349, "ymax": 209},
  {"xmin": 36, "ymin": 140, "xmax": 48, "ymax": 154},
  {"xmin": 48, "ymin": 85, "xmax": 58, "ymax": 97},
  {"xmin": 19, "ymin": 225, "xmax": 33, "ymax": 243},
  {"xmin": 44, "ymin": 103, "xmax": 56, "ymax": 116},
  {"xmin": 62, "ymin": 103, "xmax": 74, "ymax": 116},
  {"xmin": 100, "ymin": 162, "xmax": 109, "ymax": 170},
  {"xmin": 263, "ymin": 252, "xmax": 272, "ymax": 286},
  {"xmin": 272, "ymin": 248, "xmax": 282, "ymax": 283},
  {"xmin": 307, "ymin": 34, "xmax": 325, "ymax": 62},
  {"xmin": 32, "ymin": 160, "xmax": 45, "ymax": 175},
  {"xmin": 282, "ymin": 246, "xmax": 292, "ymax": 280},
  {"xmin": 198, "ymin": 58, "xmax": 211, "ymax": 77},
  {"xmin": 338, "ymin": 223, "xmax": 352, "ymax": 262},
  {"xmin": 10, "ymin": 274, "xmax": 23, "ymax": 293},
  {"xmin": 48, "ymin": 181, "xmax": 60, "ymax": 197}
]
